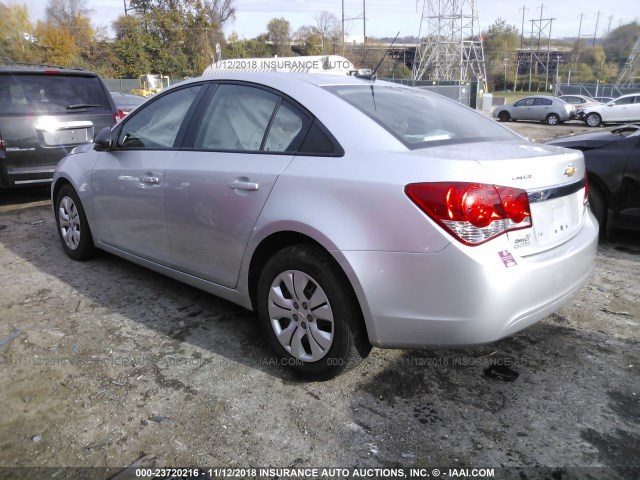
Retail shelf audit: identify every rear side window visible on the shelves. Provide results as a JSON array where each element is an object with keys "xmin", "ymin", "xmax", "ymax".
[
  {"xmin": 534, "ymin": 98, "xmax": 553, "ymax": 106},
  {"xmin": 0, "ymin": 73, "xmax": 111, "ymax": 114}
]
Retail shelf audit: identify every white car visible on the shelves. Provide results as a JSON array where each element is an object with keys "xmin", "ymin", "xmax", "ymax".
[
  {"xmin": 581, "ymin": 93, "xmax": 640, "ymax": 127},
  {"xmin": 52, "ymin": 73, "xmax": 598, "ymax": 378}
]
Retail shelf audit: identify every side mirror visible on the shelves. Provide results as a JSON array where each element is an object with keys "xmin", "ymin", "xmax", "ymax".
[
  {"xmin": 94, "ymin": 127, "xmax": 113, "ymax": 151},
  {"xmin": 513, "ymin": 102, "xmax": 517, "ymax": 106}
]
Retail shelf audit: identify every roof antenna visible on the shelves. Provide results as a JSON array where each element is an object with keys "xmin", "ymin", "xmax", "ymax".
[{"xmin": 357, "ymin": 32, "xmax": 400, "ymax": 81}]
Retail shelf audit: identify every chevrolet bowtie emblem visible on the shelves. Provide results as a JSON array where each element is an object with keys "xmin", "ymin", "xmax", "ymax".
[{"xmin": 563, "ymin": 164, "xmax": 576, "ymax": 177}]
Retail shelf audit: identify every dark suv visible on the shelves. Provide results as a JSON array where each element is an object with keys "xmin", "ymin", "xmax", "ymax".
[{"xmin": 0, "ymin": 64, "xmax": 117, "ymax": 187}]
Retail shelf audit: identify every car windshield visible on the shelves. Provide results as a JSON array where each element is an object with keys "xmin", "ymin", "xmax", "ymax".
[
  {"xmin": 324, "ymin": 84, "xmax": 517, "ymax": 149},
  {"xmin": 0, "ymin": 74, "xmax": 111, "ymax": 114}
]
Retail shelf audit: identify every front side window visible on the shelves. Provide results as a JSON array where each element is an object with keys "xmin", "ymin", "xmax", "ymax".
[
  {"xmin": 116, "ymin": 85, "xmax": 202, "ymax": 149},
  {"xmin": 325, "ymin": 84, "xmax": 518, "ymax": 149},
  {"xmin": 193, "ymin": 84, "xmax": 279, "ymax": 151}
]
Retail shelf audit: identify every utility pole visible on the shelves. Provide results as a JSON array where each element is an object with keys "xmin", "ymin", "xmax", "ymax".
[
  {"xmin": 593, "ymin": 11, "xmax": 600, "ymax": 47},
  {"xmin": 519, "ymin": 5, "xmax": 528, "ymax": 49},
  {"xmin": 341, "ymin": 0, "xmax": 345, "ymax": 54},
  {"xmin": 577, "ymin": 13, "xmax": 583, "ymax": 40},
  {"xmin": 363, "ymin": 0, "xmax": 366, "ymax": 64},
  {"xmin": 607, "ymin": 15, "xmax": 613, "ymax": 37}
]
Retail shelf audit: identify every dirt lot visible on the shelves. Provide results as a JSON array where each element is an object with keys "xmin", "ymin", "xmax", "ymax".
[{"xmin": 0, "ymin": 120, "xmax": 639, "ymax": 479}]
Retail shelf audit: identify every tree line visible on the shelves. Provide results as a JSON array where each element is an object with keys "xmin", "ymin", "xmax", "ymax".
[{"xmin": 1, "ymin": 0, "xmax": 638, "ymax": 89}]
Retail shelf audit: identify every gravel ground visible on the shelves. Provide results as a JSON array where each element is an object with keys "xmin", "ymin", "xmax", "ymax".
[{"xmin": 0, "ymin": 120, "xmax": 638, "ymax": 479}]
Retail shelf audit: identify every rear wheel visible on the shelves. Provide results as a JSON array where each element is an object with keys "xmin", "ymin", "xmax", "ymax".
[
  {"xmin": 546, "ymin": 113, "xmax": 560, "ymax": 125},
  {"xmin": 55, "ymin": 184, "xmax": 97, "ymax": 260},
  {"xmin": 498, "ymin": 111, "xmax": 511, "ymax": 122},
  {"xmin": 257, "ymin": 244, "xmax": 370, "ymax": 380},
  {"xmin": 585, "ymin": 112, "xmax": 602, "ymax": 127}
]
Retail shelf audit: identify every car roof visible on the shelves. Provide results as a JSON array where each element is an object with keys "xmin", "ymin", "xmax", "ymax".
[
  {"xmin": 0, "ymin": 65, "xmax": 99, "ymax": 77},
  {"xmin": 194, "ymin": 71, "xmax": 398, "ymax": 89}
]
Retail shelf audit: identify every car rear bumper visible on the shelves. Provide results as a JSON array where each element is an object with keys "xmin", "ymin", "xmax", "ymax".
[{"xmin": 341, "ymin": 210, "xmax": 599, "ymax": 348}]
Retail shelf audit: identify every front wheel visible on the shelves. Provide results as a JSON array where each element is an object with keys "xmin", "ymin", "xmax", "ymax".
[
  {"xmin": 585, "ymin": 112, "xmax": 602, "ymax": 127},
  {"xmin": 257, "ymin": 244, "xmax": 370, "ymax": 379},
  {"xmin": 55, "ymin": 184, "xmax": 97, "ymax": 260}
]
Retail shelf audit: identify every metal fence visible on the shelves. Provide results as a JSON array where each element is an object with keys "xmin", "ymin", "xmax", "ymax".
[
  {"xmin": 555, "ymin": 83, "xmax": 640, "ymax": 99},
  {"xmin": 103, "ymin": 79, "xmax": 142, "ymax": 93},
  {"xmin": 380, "ymin": 78, "xmax": 472, "ymax": 106}
]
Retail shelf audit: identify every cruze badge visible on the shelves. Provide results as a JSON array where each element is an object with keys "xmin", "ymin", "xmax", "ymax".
[{"xmin": 563, "ymin": 164, "xmax": 576, "ymax": 177}]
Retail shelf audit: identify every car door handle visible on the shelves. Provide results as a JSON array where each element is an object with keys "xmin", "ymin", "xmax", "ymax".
[
  {"xmin": 140, "ymin": 176, "xmax": 160, "ymax": 184},
  {"xmin": 228, "ymin": 180, "xmax": 259, "ymax": 191}
]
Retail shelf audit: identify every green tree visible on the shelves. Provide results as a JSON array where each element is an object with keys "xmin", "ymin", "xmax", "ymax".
[
  {"xmin": 294, "ymin": 25, "xmax": 322, "ymax": 56},
  {"xmin": 482, "ymin": 19, "xmax": 520, "ymax": 90},
  {"xmin": 34, "ymin": 21, "xmax": 79, "ymax": 66},
  {"xmin": 266, "ymin": 17, "xmax": 291, "ymax": 56},
  {"xmin": 45, "ymin": 0, "xmax": 94, "ymax": 54},
  {"xmin": 123, "ymin": 0, "xmax": 235, "ymax": 77},
  {"xmin": 0, "ymin": 2, "xmax": 37, "ymax": 62},
  {"xmin": 223, "ymin": 38, "xmax": 272, "ymax": 59},
  {"xmin": 603, "ymin": 22, "xmax": 640, "ymax": 67},
  {"xmin": 111, "ymin": 15, "xmax": 154, "ymax": 77}
]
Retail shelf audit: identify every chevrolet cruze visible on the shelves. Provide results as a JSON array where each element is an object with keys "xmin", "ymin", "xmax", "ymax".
[{"xmin": 52, "ymin": 73, "xmax": 598, "ymax": 379}]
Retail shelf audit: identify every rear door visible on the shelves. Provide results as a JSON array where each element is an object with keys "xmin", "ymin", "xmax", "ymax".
[{"xmin": 164, "ymin": 83, "xmax": 311, "ymax": 287}]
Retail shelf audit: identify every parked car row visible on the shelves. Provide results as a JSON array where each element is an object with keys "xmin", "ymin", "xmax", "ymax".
[
  {"xmin": 4, "ymin": 62, "xmax": 635, "ymax": 379},
  {"xmin": 493, "ymin": 93, "xmax": 640, "ymax": 127}
]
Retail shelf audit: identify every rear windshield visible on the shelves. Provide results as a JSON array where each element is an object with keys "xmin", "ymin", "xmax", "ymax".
[
  {"xmin": 324, "ymin": 84, "xmax": 518, "ymax": 149},
  {"xmin": 0, "ymin": 73, "xmax": 112, "ymax": 114}
]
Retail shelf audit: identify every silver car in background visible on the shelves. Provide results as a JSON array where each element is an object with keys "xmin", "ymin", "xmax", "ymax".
[
  {"xmin": 52, "ymin": 73, "xmax": 598, "ymax": 379},
  {"xmin": 493, "ymin": 95, "xmax": 575, "ymax": 125}
]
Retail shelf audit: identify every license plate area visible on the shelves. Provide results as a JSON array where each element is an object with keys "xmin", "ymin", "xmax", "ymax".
[
  {"xmin": 35, "ymin": 119, "xmax": 94, "ymax": 147},
  {"xmin": 509, "ymin": 184, "xmax": 585, "ymax": 255}
]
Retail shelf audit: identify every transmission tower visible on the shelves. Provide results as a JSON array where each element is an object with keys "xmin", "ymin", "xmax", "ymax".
[
  {"xmin": 617, "ymin": 36, "xmax": 640, "ymax": 85},
  {"xmin": 412, "ymin": 0, "xmax": 487, "ymax": 85}
]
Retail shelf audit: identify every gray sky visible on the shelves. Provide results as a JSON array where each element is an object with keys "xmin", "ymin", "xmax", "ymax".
[{"xmin": 24, "ymin": 0, "xmax": 640, "ymax": 41}]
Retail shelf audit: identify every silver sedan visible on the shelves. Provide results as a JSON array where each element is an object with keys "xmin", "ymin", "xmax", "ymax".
[
  {"xmin": 493, "ymin": 95, "xmax": 575, "ymax": 125},
  {"xmin": 52, "ymin": 73, "xmax": 598, "ymax": 379}
]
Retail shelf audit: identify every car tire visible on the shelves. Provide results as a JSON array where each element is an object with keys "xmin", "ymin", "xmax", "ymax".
[
  {"xmin": 54, "ymin": 184, "xmax": 97, "ymax": 261},
  {"xmin": 588, "ymin": 184, "xmax": 607, "ymax": 231},
  {"xmin": 498, "ymin": 111, "xmax": 511, "ymax": 122},
  {"xmin": 256, "ymin": 244, "xmax": 371, "ymax": 380},
  {"xmin": 585, "ymin": 113, "xmax": 602, "ymax": 127},
  {"xmin": 546, "ymin": 113, "xmax": 560, "ymax": 125}
]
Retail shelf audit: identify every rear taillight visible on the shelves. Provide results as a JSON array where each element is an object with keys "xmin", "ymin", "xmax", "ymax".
[
  {"xmin": 115, "ymin": 110, "xmax": 125, "ymax": 122},
  {"xmin": 405, "ymin": 182, "xmax": 532, "ymax": 246},
  {"xmin": 0, "ymin": 131, "xmax": 4, "ymax": 151}
]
